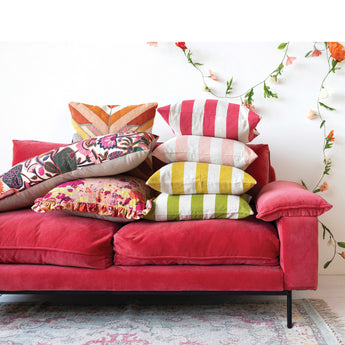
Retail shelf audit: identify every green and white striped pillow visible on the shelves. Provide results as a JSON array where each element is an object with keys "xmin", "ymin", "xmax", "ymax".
[{"xmin": 144, "ymin": 193, "xmax": 253, "ymax": 221}]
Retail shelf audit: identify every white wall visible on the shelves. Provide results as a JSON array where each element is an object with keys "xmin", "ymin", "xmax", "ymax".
[{"xmin": 1, "ymin": 42, "xmax": 344, "ymax": 274}]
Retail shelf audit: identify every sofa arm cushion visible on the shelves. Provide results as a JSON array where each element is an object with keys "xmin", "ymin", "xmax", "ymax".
[{"xmin": 255, "ymin": 180, "xmax": 332, "ymax": 221}]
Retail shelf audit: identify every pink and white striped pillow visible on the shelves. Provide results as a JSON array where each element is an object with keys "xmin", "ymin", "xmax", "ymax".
[
  {"xmin": 157, "ymin": 99, "xmax": 261, "ymax": 143},
  {"xmin": 152, "ymin": 136, "xmax": 258, "ymax": 170}
]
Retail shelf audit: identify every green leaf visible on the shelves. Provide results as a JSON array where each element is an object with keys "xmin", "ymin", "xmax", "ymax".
[
  {"xmin": 245, "ymin": 88, "xmax": 254, "ymax": 105},
  {"xmin": 278, "ymin": 42, "xmax": 288, "ymax": 50},
  {"xmin": 331, "ymin": 59, "xmax": 338, "ymax": 72},
  {"xmin": 226, "ymin": 77, "xmax": 233, "ymax": 95},
  {"xmin": 305, "ymin": 50, "xmax": 313, "ymax": 57},
  {"xmin": 320, "ymin": 120, "xmax": 326, "ymax": 128},
  {"xmin": 313, "ymin": 188, "xmax": 320, "ymax": 193},
  {"xmin": 323, "ymin": 260, "xmax": 332, "ymax": 269},
  {"xmin": 272, "ymin": 63, "xmax": 284, "ymax": 77},
  {"xmin": 324, "ymin": 142, "xmax": 333, "ymax": 150},
  {"xmin": 301, "ymin": 180, "xmax": 308, "ymax": 190},
  {"xmin": 337, "ymin": 242, "xmax": 345, "ymax": 248},
  {"xmin": 263, "ymin": 82, "xmax": 278, "ymax": 99},
  {"xmin": 323, "ymin": 160, "xmax": 332, "ymax": 175},
  {"xmin": 319, "ymin": 102, "xmax": 336, "ymax": 111}
]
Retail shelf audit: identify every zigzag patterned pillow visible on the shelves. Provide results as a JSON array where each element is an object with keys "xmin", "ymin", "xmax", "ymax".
[{"xmin": 69, "ymin": 102, "xmax": 158, "ymax": 139}]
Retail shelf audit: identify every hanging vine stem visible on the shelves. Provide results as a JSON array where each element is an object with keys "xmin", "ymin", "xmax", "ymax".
[
  {"xmin": 303, "ymin": 42, "xmax": 345, "ymax": 268},
  {"xmin": 176, "ymin": 42, "xmax": 291, "ymax": 106}
]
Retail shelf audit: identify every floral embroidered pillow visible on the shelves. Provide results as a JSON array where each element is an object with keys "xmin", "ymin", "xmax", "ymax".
[
  {"xmin": 0, "ymin": 131, "xmax": 158, "ymax": 212},
  {"xmin": 33, "ymin": 176, "xmax": 157, "ymax": 222}
]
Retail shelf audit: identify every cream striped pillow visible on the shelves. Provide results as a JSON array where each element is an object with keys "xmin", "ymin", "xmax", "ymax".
[
  {"xmin": 143, "ymin": 193, "xmax": 253, "ymax": 221},
  {"xmin": 152, "ymin": 135, "xmax": 258, "ymax": 170},
  {"xmin": 146, "ymin": 162, "xmax": 256, "ymax": 195}
]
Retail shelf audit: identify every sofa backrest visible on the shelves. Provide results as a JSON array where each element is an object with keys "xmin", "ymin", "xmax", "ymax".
[
  {"xmin": 152, "ymin": 143, "xmax": 274, "ymax": 199},
  {"xmin": 246, "ymin": 144, "xmax": 275, "ymax": 197}
]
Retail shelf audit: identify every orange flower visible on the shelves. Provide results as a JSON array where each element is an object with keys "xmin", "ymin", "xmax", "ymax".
[
  {"xmin": 147, "ymin": 42, "xmax": 158, "ymax": 47},
  {"xmin": 327, "ymin": 130, "xmax": 335, "ymax": 142},
  {"xmin": 319, "ymin": 181, "xmax": 329, "ymax": 192},
  {"xmin": 341, "ymin": 252, "xmax": 345, "ymax": 259},
  {"xmin": 328, "ymin": 42, "xmax": 345, "ymax": 62}
]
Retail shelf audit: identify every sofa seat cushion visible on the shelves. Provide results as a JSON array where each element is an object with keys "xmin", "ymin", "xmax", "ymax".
[
  {"xmin": 0, "ymin": 209, "xmax": 122, "ymax": 269},
  {"xmin": 114, "ymin": 218, "xmax": 279, "ymax": 266}
]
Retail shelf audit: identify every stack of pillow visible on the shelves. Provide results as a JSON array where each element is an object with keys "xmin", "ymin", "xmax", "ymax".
[
  {"xmin": 0, "ymin": 102, "xmax": 159, "ymax": 223},
  {"xmin": 144, "ymin": 99, "xmax": 260, "ymax": 222}
]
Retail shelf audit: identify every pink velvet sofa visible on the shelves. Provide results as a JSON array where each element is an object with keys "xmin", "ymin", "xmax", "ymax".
[{"xmin": 0, "ymin": 143, "xmax": 328, "ymax": 328}]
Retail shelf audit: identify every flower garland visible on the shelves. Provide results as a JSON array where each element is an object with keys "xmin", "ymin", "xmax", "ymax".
[
  {"xmin": 303, "ymin": 42, "xmax": 345, "ymax": 268},
  {"xmin": 148, "ymin": 41, "xmax": 345, "ymax": 268},
  {"xmin": 173, "ymin": 41, "xmax": 294, "ymax": 108}
]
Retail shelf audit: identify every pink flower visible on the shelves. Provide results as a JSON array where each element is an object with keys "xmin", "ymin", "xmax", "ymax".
[
  {"xmin": 147, "ymin": 42, "xmax": 158, "ymax": 47},
  {"xmin": 243, "ymin": 100, "xmax": 255, "ymax": 112},
  {"xmin": 312, "ymin": 48, "xmax": 322, "ymax": 57},
  {"xmin": 208, "ymin": 70, "xmax": 217, "ymax": 81},
  {"xmin": 286, "ymin": 56, "xmax": 296, "ymax": 66},
  {"xmin": 306, "ymin": 109, "xmax": 318, "ymax": 119}
]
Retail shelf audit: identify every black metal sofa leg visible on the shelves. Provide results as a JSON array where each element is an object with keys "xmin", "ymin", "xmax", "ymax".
[{"xmin": 287, "ymin": 290, "xmax": 292, "ymax": 328}]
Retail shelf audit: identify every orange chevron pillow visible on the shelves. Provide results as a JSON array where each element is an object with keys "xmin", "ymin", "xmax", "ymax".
[{"xmin": 69, "ymin": 102, "xmax": 158, "ymax": 139}]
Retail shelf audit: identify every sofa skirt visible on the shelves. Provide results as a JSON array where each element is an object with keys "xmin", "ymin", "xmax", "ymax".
[{"xmin": 0, "ymin": 264, "xmax": 284, "ymax": 292}]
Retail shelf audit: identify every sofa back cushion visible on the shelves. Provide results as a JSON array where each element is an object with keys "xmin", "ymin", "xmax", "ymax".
[
  {"xmin": 114, "ymin": 218, "xmax": 279, "ymax": 266},
  {"xmin": 0, "ymin": 209, "xmax": 121, "ymax": 269},
  {"xmin": 246, "ymin": 144, "xmax": 274, "ymax": 197}
]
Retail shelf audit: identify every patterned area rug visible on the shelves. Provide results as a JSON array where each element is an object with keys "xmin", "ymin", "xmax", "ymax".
[{"xmin": 0, "ymin": 299, "xmax": 344, "ymax": 345}]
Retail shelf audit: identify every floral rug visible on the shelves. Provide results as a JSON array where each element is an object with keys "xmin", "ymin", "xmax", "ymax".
[{"xmin": 0, "ymin": 299, "xmax": 344, "ymax": 345}]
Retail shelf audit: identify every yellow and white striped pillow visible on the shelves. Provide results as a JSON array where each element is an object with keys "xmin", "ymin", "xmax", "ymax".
[{"xmin": 146, "ymin": 162, "xmax": 256, "ymax": 195}]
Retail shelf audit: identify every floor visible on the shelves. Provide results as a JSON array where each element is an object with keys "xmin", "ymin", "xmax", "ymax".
[{"xmin": 1, "ymin": 275, "xmax": 344, "ymax": 323}]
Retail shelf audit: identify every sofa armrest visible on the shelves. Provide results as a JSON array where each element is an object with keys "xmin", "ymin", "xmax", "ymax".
[
  {"xmin": 255, "ymin": 180, "xmax": 332, "ymax": 222},
  {"xmin": 277, "ymin": 216, "xmax": 318, "ymax": 290}
]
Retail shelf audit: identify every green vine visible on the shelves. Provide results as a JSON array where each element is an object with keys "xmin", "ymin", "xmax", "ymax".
[
  {"xmin": 302, "ymin": 42, "xmax": 345, "ymax": 268},
  {"xmin": 175, "ymin": 41, "xmax": 291, "ymax": 107}
]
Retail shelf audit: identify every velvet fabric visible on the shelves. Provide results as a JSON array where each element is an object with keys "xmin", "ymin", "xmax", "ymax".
[
  {"xmin": 114, "ymin": 218, "xmax": 279, "ymax": 266},
  {"xmin": 245, "ymin": 144, "xmax": 271, "ymax": 198},
  {"xmin": 0, "ymin": 209, "xmax": 121, "ymax": 269},
  {"xmin": 277, "ymin": 216, "xmax": 318, "ymax": 290},
  {"xmin": 0, "ymin": 264, "xmax": 284, "ymax": 292},
  {"xmin": 12, "ymin": 140, "xmax": 66, "ymax": 166},
  {"xmin": 256, "ymin": 181, "xmax": 333, "ymax": 221}
]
